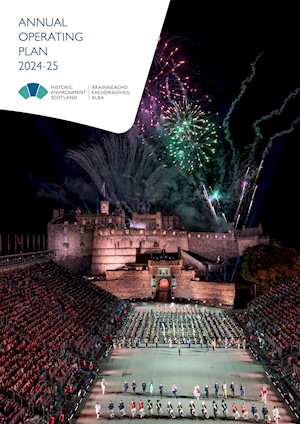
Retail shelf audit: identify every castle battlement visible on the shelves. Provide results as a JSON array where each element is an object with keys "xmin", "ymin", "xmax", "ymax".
[
  {"xmin": 95, "ymin": 228, "xmax": 235, "ymax": 239},
  {"xmin": 47, "ymin": 203, "xmax": 269, "ymax": 277}
]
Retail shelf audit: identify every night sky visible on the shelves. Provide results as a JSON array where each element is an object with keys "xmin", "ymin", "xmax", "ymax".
[{"xmin": 1, "ymin": 2, "xmax": 300, "ymax": 249}]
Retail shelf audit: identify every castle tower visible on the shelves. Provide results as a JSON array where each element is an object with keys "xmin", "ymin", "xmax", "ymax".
[{"xmin": 100, "ymin": 201, "xmax": 110, "ymax": 215}]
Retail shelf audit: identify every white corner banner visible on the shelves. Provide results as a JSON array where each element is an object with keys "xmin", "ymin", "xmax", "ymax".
[{"xmin": 0, "ymin": 1, "xmax": 171, "ymax": 133}]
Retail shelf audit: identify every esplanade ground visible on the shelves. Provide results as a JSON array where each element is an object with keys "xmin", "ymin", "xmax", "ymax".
[{"xmin": 72, "ymin": 301, "xmax": 297, "ymax": 423}]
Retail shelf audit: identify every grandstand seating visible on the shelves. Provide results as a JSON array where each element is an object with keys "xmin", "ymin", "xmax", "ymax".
[
  {"xmin": 0, "ymin": 261, "xmax": 299, "ymax": 423},
  {"xmin": 0, "ymin": 261, "xmax": 128, "ymax": 423}
]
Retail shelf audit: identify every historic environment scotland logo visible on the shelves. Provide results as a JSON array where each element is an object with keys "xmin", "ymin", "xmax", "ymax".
[{"xmin": 18, "ymin": 83, "xmax": 48, "ymax": 99}]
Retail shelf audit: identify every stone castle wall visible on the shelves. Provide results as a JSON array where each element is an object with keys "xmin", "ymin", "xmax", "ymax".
[
  {"xmin": 97, "ymin": 269, "xmax": 153, "ymax": 299},
  {"xmin": 47, "ymin": 222, "xmax": 93, "ymax": 274},
  {"xmin": 91, "ymin": 229, "xmax": 189, "ymax": 274},
  {"xmin": 94, "ymin": 268, "xmax": 235, "ymax": 307},
  {"xmin": 48, "ymin": 223, "xmax": 269, "ymax": 275},
  {"xmin": 47, "ymin": 220, "xmax": 267, "ymax": 306},
  {"xmin": 187, "ymin": 231, "xmax": 237, "ymax": 261}
]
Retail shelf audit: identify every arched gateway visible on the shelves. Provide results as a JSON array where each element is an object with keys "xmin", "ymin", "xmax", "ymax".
[
  {"xmin": 155, "ymin": 277, "xmax": 171, "ymax": 303},
  {"xmin": 159, "ymin": 278, "xmax": 169, "ymax": 289}
]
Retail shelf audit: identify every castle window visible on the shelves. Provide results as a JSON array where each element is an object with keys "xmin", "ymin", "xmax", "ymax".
[
  {"xmin": 154, "ymin": 241, "xmax": 159, "ymax": 247},
  {"xmin": 172, "ymin": 275, "xmax": 176, "ymax": 288}
]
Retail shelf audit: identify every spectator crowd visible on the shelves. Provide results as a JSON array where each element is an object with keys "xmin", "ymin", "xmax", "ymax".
[{"xmin": 0, "ymin": 260, "xmax": 299, "ymax": 423}]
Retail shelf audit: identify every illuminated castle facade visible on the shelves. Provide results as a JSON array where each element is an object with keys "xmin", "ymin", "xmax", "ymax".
[{"xmin": 47, "ymin": 201, "xmax": 269, "ymax": 306}]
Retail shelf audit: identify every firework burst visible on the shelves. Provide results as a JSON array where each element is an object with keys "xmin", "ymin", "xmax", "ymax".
[
  {"xmin": 135, "ymin": 34, "xmax": 222, "ymax": 185},
  {"xmin": 66, "ymin": 129, "xmax": 185, "ymax": 215},
  {"xmin": 163, "ymin": 97, "xmax": 219, "ymax": 175},
  {"xmin": 136, "ymin": 35, "xmax": 196, "ymax": 134}
]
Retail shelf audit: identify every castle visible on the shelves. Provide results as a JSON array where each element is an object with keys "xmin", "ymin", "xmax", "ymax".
[{"xmin": 47, "ymin": 201, "xmax": 270, "ymax": 306}]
